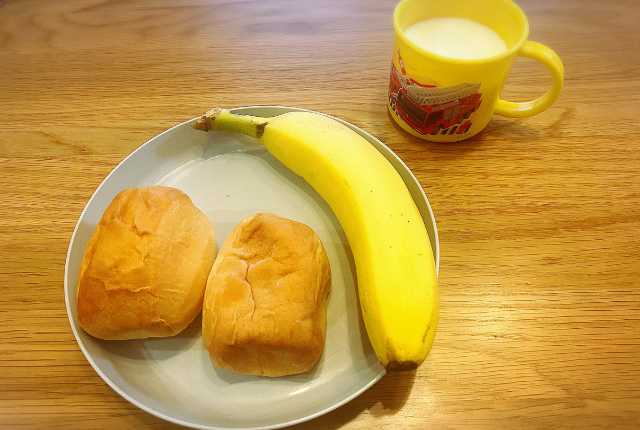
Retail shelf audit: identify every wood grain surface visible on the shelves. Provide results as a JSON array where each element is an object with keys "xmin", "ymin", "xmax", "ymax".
[{"xmin": 1, "ymin": 0, "xmax": 639, "ymax": 428}]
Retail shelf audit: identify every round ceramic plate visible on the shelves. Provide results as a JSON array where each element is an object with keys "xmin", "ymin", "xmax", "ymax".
[{"xmin": 64, "ymin": 106, "xmax": 440, "ymax": 430}]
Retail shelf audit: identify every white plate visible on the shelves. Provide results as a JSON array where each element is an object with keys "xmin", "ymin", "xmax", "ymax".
[{"xmin": 64, "ymin": 106, "xmax": 439, "ymax": 430}]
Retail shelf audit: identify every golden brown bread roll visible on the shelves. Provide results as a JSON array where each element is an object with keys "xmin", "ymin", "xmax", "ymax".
[
  {"xmin": 203, "ymin": 213, "xmax": 331, "ymax": 377},
  {"xmin": 77, "ymin": 186, "xmax": 216, "ymax": 340}
]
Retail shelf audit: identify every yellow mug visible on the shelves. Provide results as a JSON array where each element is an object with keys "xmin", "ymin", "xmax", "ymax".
[{"xmin": 388, "ymin": 0, "xmax": 564, "ymax": 142}]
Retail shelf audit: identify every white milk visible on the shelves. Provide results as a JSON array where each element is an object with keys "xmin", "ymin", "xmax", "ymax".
[{"xmin": 404, "ymin": 17, "xmax": 507, "ymax": 60}]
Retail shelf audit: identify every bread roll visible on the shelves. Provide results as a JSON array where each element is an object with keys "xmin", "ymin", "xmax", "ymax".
[
  {"xmin": 77, "ymin": 186, "xmax": 215, "ymax": 340},
  {"xmin": 203, "ymin": 213, "xmax": 331, "ymax": 377}
]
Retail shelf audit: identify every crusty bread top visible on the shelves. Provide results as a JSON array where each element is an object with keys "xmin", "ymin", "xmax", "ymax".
[
  {"xmin": 203, "ymin": 213, "xmax": 331, "ymax": 376},
  {"xmin": 77, "ymin": 186, "xmax": 215, "ymax": 340}
]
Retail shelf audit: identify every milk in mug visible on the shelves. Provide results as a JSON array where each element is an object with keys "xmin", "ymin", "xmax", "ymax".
[{"xmin": 404, "ymin": 17, "xmax": 507, "ymax": 60}]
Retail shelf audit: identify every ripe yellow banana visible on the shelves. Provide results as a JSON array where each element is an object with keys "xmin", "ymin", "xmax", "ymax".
[{"xmin": 194, "ymin": 108, "xmax": 438, "ymax": 369}]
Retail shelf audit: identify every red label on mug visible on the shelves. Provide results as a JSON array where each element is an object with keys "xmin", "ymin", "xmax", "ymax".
[{"xmin": 388, "ymin": 58, "xmax": 482, "ymax": 136}]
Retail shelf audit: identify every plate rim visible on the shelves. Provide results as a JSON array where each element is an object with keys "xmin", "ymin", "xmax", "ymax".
[{"xmin": 63, "ymin": 106, "xmax": 439, "ymax": 430}]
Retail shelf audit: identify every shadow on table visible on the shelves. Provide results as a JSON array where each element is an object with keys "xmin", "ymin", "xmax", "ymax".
[
  {"xmin": 291, "ymin": 369, "xmax": 417, "ymax": 430},
  {"xmin": 385, "ymin": 107, "xmax": 575, "ymax": 153}
]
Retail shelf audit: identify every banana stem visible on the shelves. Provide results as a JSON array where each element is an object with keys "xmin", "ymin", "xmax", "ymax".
[{"xmin": 193, "ymin": 108, "xmax": 269, "ymax": 138}]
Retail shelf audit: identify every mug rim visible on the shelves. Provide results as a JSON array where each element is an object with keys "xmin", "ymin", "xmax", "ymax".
[{"xmin": 393, "ymin": 0, "xmax": 530, "ymax": 65}]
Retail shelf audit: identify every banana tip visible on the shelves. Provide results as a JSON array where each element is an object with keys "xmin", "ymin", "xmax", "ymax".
[
  {"xmin": 193, "ymin": 107, "xmax": 224, "ymax": 131},
  {"xmin": 386, "ymin": 360, "xmax": 419, "ymax": 371}
]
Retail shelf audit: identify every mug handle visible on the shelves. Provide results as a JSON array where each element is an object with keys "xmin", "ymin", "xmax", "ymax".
[{"xmin": 494, "ymin": 41, "xmax": 564, "ymax": 118}]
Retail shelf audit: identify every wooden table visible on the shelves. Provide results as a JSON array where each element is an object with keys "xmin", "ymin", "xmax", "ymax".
[{"xmin": 1, "ymin": 0, "xmax": 639, "ymax": 428}]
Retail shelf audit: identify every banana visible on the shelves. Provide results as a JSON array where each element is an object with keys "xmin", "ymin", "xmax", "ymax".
[{"xmin": 194, "ymin": 108, "xmax": 438, "ymax": 369}]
